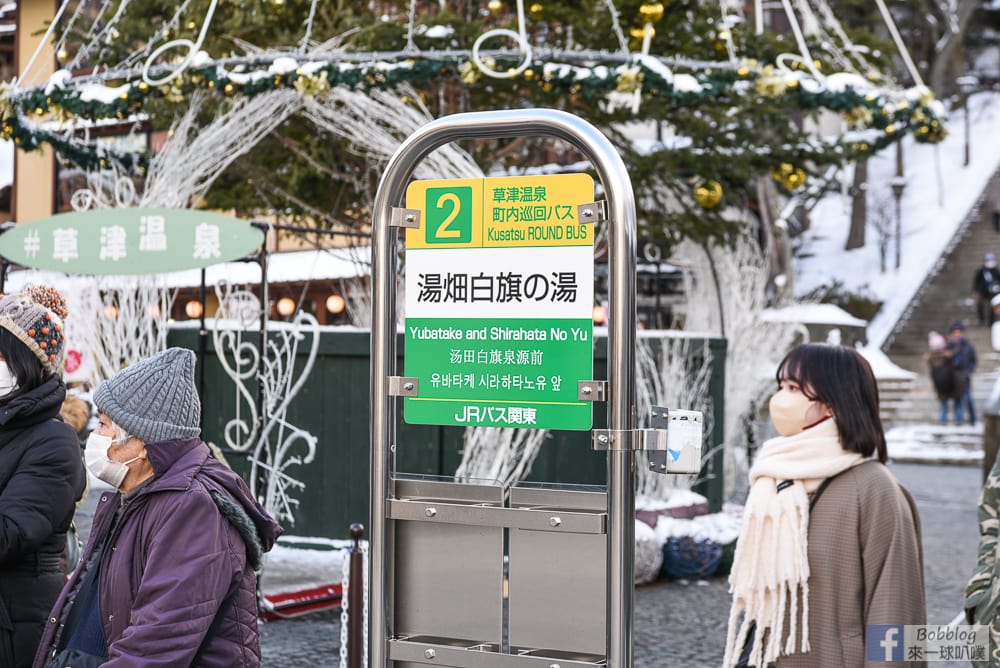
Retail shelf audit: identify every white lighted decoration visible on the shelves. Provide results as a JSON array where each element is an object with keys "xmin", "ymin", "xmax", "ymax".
[
  {"xmin": 471, "ymin": 0, "xmax": 532, "ymax": 79},
  {"xmin": 276, "ymin": 297, "xmax": 296, "ymax": 317},
  {"xmin": 326, "ymin": 294, "xmax": 346, "ymax": 314},
  {"xmin": 141, "ymin": 0, "xmax": 219, "ymax": 86},
  {"xmin": 184, "ymin": 299, "xmax": 203, "ymax": 319},
  {"xmin": 213, "ymin": 282, "xmax": 321, "ymax": 524}
]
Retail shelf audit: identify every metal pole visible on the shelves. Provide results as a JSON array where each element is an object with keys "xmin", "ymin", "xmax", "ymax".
[
  {"xmin": 369, "ymin": 109, "xmax": 637, "ymax": 668},
  {"xmin": 198, "ymin": 267, "xmax": 207, "ymax": 429},
  {"xmin": 964, "ymin": 91, "xmax": 970, "ymax": 167},
  {"xmin": 250, "ymin": 221, "xmax": 270, "ymax": 500},
  {"xmin": 893, "ymin": 193, "xmax": 901, "ymax": 270},
  {"xmin": 348, "ymin": 523, "xmax": 365, "ymax": 668}
]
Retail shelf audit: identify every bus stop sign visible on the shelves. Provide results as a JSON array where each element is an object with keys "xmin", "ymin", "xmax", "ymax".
[{"xmin": 403, "ymin": 173, "xmax": 595, "ymax": 430}]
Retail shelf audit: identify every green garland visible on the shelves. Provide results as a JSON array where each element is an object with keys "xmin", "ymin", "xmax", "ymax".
[{"xmin": 2, "ymin": 53, "xmax": 946, "ymax": 173}]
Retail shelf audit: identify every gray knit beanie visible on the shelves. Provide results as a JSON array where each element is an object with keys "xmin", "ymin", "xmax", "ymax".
[{"xmin": 94, "ymin": 347, "xmax": 201, "ymax": 444}]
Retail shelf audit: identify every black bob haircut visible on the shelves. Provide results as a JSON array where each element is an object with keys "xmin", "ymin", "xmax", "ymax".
[
  {"xmin": 775, "ymin": 343, "xmax": 887, "ymax": 463},
  {"xmin": 0, "ymin": 328, "xmax": 48, "ymax": 399}
]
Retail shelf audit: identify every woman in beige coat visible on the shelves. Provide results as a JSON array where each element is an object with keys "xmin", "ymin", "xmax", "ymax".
[{"xmin": 724, "ymin": 344, "xmax": 926, "ymax": 667}]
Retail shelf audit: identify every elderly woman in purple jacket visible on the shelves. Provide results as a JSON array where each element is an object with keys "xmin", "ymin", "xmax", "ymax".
[{"xmin": 34, "ymin": 348, "xmax": 283, "ymax": 668}]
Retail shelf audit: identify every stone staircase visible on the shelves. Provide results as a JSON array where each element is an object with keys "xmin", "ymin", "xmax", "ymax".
[
  {"xmin": 878, "ymin": 167, "xmax": 1000, "ymax": 462},
  {"xmin": 884, "ymin": 166, "xmax": 1000, "ymax": 374},
  {"xmin": 879, "ymin": 369, "xmax": 998, "ymax": 426}
]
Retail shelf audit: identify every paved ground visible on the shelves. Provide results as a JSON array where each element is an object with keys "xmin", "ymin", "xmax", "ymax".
[{"xmin": 257, "ymin": 462, "xmax": 982, "ymax": 667}]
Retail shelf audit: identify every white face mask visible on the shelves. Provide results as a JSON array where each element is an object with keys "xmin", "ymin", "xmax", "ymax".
[
  {"xmin": 84, "ymin": 432, "xmax": 141, "ymax": 489},
  {"xmin": 0, "ymin": 362, "xmax": 19, "ymax": 398}
]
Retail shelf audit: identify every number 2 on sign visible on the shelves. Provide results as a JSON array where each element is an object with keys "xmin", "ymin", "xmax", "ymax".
[
  {"xmin": 425, "ymin": 186, "xmax": 472, "ymax": 244},
  {"xmin": 434, "ymin": 193, "xmax": 462, "ymax": 239}
]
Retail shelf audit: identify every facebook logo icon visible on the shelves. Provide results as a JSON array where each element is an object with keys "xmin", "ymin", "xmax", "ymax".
[{"xmin": 866, "ymin": 625, "xmax": 904, "ymax": 661}]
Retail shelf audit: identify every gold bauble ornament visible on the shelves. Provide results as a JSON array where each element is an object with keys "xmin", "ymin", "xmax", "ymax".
[
  {"xmin": 57, "ymin": 47, "xmax": 69, "ymax": 62},
  {"xmin": 638, "ymin": 3, "xmax": 664, "ymax": 24},
  {"xmin": 629, "ymin": 27, "xmax": 648, "ymax": 41},
  {"xmin": 488, "ymin": 0, "xmax": 503, "ymax": 13},
  {"xmin": 138, "ymin": 82, "xmax": 150, "ymax": 93},
  {"xmin": 770, "ymin": 163, "xmax": 806, "ymax": 190},
  {"xmin": 785, "ymin": 168, "xmax": 806, "ymax": 190},
  {"xmin": 529, "ymin": 3, "xmax": 543, "ymax": 19},
  {"xmin": 523, "ymin": 68, "xmax": 535, "ymax": 80},
  {"xmin": 223, "ymin": 83, "xmax": 234, "ymax": 95},
  {"xmin": 694, "ymin": 180, "xmax": 723, "ymax": 209}
]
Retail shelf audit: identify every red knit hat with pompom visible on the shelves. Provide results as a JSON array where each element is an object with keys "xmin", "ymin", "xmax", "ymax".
[{"xmin": 0, "ymin": 285, "xmax": 69, "ymax": 374}]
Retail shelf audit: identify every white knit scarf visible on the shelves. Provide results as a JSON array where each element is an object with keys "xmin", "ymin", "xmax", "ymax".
[{"xmin": 722, "ymin": 418, "xmax": 865, "ymax": 667}]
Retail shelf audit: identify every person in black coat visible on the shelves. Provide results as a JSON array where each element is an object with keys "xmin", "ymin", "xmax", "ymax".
[
  {"xmin": 0, "ymin": 286, "xmax": 85, "ymax": 667},
  {"xmin": 973, "ymin": 253, "xmax": 1000, "ymax": 326}
]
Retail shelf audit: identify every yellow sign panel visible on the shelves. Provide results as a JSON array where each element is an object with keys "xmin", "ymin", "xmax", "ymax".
[{"xmin": 405, "ymin": 173, "xmax": 595, "ymax": 250}]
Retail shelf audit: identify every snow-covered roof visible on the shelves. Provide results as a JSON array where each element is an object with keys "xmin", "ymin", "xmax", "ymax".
[
  {"xmin": 760, "ymin": 303, "xmax": 867, "ymax": 328},
  {"xmin": 2, "ymin": 246, "xmax": 371, "ymax": 289},
  {"xmin": 161, "ymin": 246, "xmax": 370, "ymax": 288}
]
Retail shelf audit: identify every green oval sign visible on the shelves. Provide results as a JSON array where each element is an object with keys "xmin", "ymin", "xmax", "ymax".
[{"xmin": 0, "ymin": 208, "xmax": 264, "ymax": 275}]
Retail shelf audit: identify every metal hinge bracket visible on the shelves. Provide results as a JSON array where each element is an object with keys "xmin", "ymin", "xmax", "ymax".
[
  {"xmin": 577, "ymin": 200, "xmax": 607, "ymax": 225},
  {"xmin": 390, "ymin": 207, "xmax": 421, "ymax": 229},
  {"xmin": 388, "ymin": 376, "xmax": 419, "ymax": 396},
  {"xmin": 578, "ymin": 380, "xmax": 607, "ymax": 402},
  {"xmin": 592, "ymin": 428, "xmax": 667, "ymax": 452}
]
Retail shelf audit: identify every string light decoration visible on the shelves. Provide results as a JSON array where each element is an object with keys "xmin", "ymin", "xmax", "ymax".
[
  {"xmin": 3, "ymin": 0, "xmax": 949, "ymax": 234},
  {"xmin": 4, "ymin": 53, "xmax": 945, "ymax": 171}
]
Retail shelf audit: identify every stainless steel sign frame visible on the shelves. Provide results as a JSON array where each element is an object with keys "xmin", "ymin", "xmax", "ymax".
[{"xmin": 370, "ymin": 109, "xmax": 638, "ymax": 668}]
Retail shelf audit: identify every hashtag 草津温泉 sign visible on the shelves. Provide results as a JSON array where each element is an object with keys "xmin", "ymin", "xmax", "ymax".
[
  {"xmin": 404, "ymin": 173, "xmax": 595, "ymax": 430},
  {"xmin": 0, "ymin": 208, "xmax": 263, "ymax": 275}
]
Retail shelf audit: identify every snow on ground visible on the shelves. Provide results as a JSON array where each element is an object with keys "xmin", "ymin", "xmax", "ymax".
[
  {"xmin": 260, "ymin": 538, "xmax": 352, "ymax": 595},
  {"xmin": 886, "ymin": 423, "xmax": 985, "ymax": 465},
  {"xmin": 795, "ymin": 91, "xmax": 1000, "ymax": 350},
  {"xmin": 636, "ymin": 489, "xmax": 708, "ymax": 511},
  {"xmin": 653, "ymin": 510, "xmax": 742, "ymax": 546}
]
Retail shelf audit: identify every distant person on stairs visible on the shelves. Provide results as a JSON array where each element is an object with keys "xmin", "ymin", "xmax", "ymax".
[
  {"xmin": 948, "ymin": 321, "xmax": 978, "ymax": 426},
  {"xmin": 926, "ymin": 331, "xmax": 966, "ymax": 425},
  {"xmin": 973, "ymin": 253, "xmax": 1000, "ymax": 326}
]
